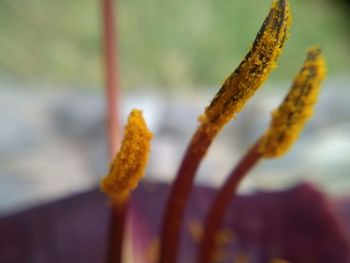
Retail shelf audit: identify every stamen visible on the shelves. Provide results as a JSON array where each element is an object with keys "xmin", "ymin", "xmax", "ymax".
[
  {"xmin": 201, "ymin": 0, "xmax": 291, "ymax": 131},
  {"xmin": 197, "ymin": 49, "xmax": 326, "ymax": 263},
  {"xmin": 100, "ymin": 109, "xmax": 152, "ymax": 263},
  {"xmin": 101, "ymin": 109, "xmax": 153, "ymax": 204},
  {"xmin": 159, "ymin": 1, "xmax": 290, "ymax": 263},
  {"xmin": 258, "ymin": 48, "xmax": 326, "ymax": 157},
  {"xmin": 197, "ymin": 144, "xmax": 262, "ymax": 263}
]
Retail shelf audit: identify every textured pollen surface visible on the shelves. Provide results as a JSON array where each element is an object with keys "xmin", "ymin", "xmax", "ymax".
[
  {"xmin": 201, "ymin": 0, "xmax": 291, "ymax": 132},
  {"xmin": 101, "ymin": 109, "xmax": 153, "ymax": 203},
  {"xmin": 259, "ymin": 49, "xmax": 326, "ymax": 158}
]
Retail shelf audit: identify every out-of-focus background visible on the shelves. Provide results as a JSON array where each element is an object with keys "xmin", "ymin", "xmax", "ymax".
[{"xmin": 1, "ymin": 0, "xmax": 350, "ymax": 215}]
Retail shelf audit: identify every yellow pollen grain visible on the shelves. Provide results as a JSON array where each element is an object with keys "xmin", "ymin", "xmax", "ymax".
[
  {"xmin": 259, "ymin": 48, "xmax": 326, "ymax": 158},
  {"xmin": 200, "ymin": 0, "xmax": 291, "ymax": 132},
  {"xmin": 269, "ymin": 258, "xmax": 289, "ymax": 263},
  {"xmin": 145, "ymin": 238, "xmax": 160, "ymax": 263},
  {"xmin": 188, "ymin": 219, "xmax": 203, "ymax": 243},
  {"xmin": 214, "ymin": 228, "xmax": 234, "ymax": 246},
  {"xmin": 212, "ymin": 249, "xmax": 228, "ymax": 263},
  {"xmin": 212, "ymin": 229, "xmax": 235, "ymax": 263},
  {"xmin": 100, "ymin": 109, "xmax": 153, "ymax": 204},
  {"xmin": 233, "ymin": 252, "xmax": 250, "ymax": 263}
]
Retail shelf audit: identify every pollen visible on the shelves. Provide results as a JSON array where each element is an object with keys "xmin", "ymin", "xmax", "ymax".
[
  {"xmin": 269, "ymin": 259, "xmax": 289, "ymax": 263},
  {"xmin": 145, "ymin": 238, "xmax": 160, "ymax": 263},
  {"xmin": 233, "ymin": 252, "xmax": 249, "ymax": 263},
  {"xmin": 200, "ymin": 0, "xmax": 291, "ymax": 131},
  {"xmin": 188, "ymin": 219, "xmax": 203, "ymax": 243},
  {"xmin": 259, "ymin": 48, "xmax": 326, "ymax": 158},
  {"xmin": 100, "ymin": 109, "xmax": 153, "ymax": 204}
]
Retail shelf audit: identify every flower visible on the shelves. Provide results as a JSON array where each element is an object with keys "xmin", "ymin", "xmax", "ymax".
[
  {"xmin": 1, "ymin": 1, "xmax": 350, "ymax": 263},
  {"xmin": 97, "ymin": 1, "xmax": 345, "ymax": 263}
]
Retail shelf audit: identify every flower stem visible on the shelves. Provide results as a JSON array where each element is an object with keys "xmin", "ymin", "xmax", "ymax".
[
  {"xmin": 108, "ymin": 200, "xmax": 128, "ymax": 263},
  {"xmin": 197, "ymin": 143, "xmax": 262, "ymax": 263},
  {"xmin": 197, "ymin": 49, "xmax": 326, "ymax": 263},
  {"xmin": 100, "ymin": 0, "xmax": 123, "ymax": 262},
  {"xmin": 159, "ymin": 123, "xmax": 217, "ymax": 263},
  {"xmin": 159, "ymin": 1, "xmax": 289, "ymax": 261},
  {"xmin": 101, "ymin": 0, "xmax": 119, "ymax": 157}
]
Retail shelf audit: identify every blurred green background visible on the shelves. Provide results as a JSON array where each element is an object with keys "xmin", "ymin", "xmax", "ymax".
[{"xmin": 0, "ymin": 0, "xmax": 349, "ymax": 89}]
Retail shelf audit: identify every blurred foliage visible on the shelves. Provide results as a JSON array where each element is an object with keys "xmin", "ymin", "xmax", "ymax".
[{"xmin": 0, "ymin": 0, "xmax": 349, "ymax": 89}]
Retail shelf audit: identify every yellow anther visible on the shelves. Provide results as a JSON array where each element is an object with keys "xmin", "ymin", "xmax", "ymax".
[
  {"xmin": 259, "ymin": 48, "xmax": 326, "ymax": 158},
  {"xmin": 200, "ymin": 0, "xmax": 291, "ymax": 131},
  {"xmin": 100, "ymin": 109, "xmax": 153, "ymax": 204}
]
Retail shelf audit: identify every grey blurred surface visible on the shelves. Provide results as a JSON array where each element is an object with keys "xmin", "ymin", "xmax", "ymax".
[{"xmin": 1, "ymin": 76, "xmax": 350, "ymax": 215}]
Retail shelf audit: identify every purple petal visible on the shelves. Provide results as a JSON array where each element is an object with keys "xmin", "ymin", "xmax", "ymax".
[
  {"xmin": 0, "ymin": 182, "xmax": 349, "ymax": 263},
  {"xmin": 0, "ymin": 189, "xmax": 109, "ymax": 263},
  {"xmin": 131, "ymin": 182, "xmax": 350, "ymax": 263}
]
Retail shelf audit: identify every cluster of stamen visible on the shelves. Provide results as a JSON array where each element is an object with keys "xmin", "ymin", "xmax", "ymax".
[{"xmin": 100, "ymin": 1, "xmax": 327, "ymax": 263}]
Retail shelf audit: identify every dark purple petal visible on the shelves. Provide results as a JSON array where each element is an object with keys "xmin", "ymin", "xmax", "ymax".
[
  {"xmin": 335, "ymin": 197, "xmax": 350, "ymax": 245},
  {"xmin": 0, "ymin": 182, "xmax": 349, "ymax": 263},
  {"xmin": 132, "ymin": 182, "xmax": 350, "ymax": 263},
  {"xmin": 0, "ymin": 189, "xmax": 109, "ymax": 263}
]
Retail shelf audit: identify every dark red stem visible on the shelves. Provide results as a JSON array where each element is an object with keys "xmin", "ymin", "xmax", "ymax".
[
  {"xmin": 197, "ymin": 144, "xmax": 262, "ymax": 263},
  {"xmin": 107, "ymin": 201, "xmax": 128, "ymax": 263},
  {"xmin": 159, "ymin": 124, "xmax": 216, "ymax": 263},
  {"xmin": 101, "ymin": 0, "xmax": 119, "ymax": 158},
  {"xmin": 101, "ymin": 1, "xmax": 124, "ymax": 262}
]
